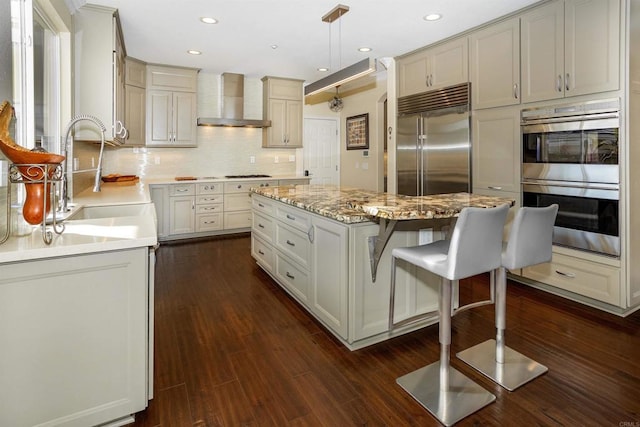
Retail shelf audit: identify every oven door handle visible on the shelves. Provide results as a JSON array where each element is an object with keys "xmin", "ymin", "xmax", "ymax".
[{"xmin": 522, "ymin": 179, "xmax": 619, "ymax": 191}]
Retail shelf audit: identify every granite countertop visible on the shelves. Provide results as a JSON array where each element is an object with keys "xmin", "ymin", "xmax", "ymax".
[{"xmin": 251, "ymin": 185, "xmax": 515, "ymax": 224}]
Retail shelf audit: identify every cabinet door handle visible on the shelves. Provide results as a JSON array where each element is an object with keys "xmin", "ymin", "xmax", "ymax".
[
  {"xmin": 555, "ymin": 270, "xmax": 576, "ymax": 278},
  {"xmin": 285, "ymin": 272, "xmax": 295, "ymax": 279},
  {"xmin": 258, "ymin": 223, "xmax": 265, "ymax": 228},
  {"xmin": 192, "ymin": 200, "xmax": 195, "ymax": 210},
  {"xmin": 204, "ymin": 220, "xmax": 216, "ymax": 225},
  {"xmin": 258, "ymin": 203, "xmax": 265, "ymax": 208},
  {"xmin": 204, "ymin": 207, "xmax": 216, "ymax": 211},
  {"xmin": 286, "ymin": 214, "xmax": 296, "ymax": 221},
  {"xmin": 488, "ymin": 186, "xmax": 503, "ymax": 190},
  {"xmin": 258, "ymin": 249, "xmax": 265, "ymax": 255},
  {"xmin": 176, "ymin": 188, "xmax": 189, "ymax": 193},
  {"xmin": 430, "ymin": 74, "xmax": 433, "ymax": 87},
  {"xmin": 565, "ymin": 73, "xmax": 570, "ymax": 91},
  {"xmin": 557, "ymin": 75, "xmax": 563, "ymax": 92},
  {"xmin": 286, "ymin": 239, "xmax": 295, "ymax": 247},
  {"xmin": 307, "ymin": 226, "xmax": 314, "ymax": 243},
  {"xmin": 237, "ymin": 185, "xmax": 243, "ymax": 189},
  {"xmin": 513, "ymin": 83, "xmax": 519, "ymax": 99}
]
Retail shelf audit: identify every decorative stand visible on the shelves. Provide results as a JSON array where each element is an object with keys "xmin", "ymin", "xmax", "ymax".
[{"xmin": 1, "ymin": 163, "xmax": 65, "ymax": 245}]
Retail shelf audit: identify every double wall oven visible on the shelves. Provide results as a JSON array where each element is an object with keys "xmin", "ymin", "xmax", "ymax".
[{"xmin": 521, "ymin": 99, "xmax": 620, "ymax": 257}]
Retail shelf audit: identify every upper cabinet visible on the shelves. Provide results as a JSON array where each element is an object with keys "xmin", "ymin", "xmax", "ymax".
[
  {"xmin": 124, "ymin": 58, "xmax": 146, "ymax": 146},
  {"xmin": 397, "ymin": 37, "xmax": 468, "ymax": 97},
  {"xmin": 262, "ymin": 77, "xmax": 304, "ymax": 148},
  {"xmin": 146, "ymin": 65, "xmax": 198, "ymax": 147},
  {"xmin": 469, "ymin": 17, "xmax": 521, "ymax": 109},
  {"xmin": 521, "ymin": 0, "xmax": 620, "ymax": 103},
  {"xmin": 73, "ymin": 5, "xmax": 128, "ymax": 143}
]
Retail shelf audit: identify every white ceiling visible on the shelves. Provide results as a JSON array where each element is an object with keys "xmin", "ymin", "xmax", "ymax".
[{"xmin": 77, "ymin": 0, "xmax": 540, "ymax": 85}]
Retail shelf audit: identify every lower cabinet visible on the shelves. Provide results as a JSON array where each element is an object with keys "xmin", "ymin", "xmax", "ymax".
[
  {"xmin": 0, "ymin": 248, "xmax": 150, "ymax": 427},
  {"xmin": 251, "ymin": 194, "xmax": 441, "ymax": 349},
  {"xmin": 152, "ymin": 178, "xmax": 310, "ymax": 241},
  {"xmin": 520, "ymin": 248, "xmax": 621, "ymax": 306}
]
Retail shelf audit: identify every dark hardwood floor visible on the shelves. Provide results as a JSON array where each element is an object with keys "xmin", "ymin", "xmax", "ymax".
[{"xmin": 132, "ymin": 235, "xmax": 640, "ymax": 426}]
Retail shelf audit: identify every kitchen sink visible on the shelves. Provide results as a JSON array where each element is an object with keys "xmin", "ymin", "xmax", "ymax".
[{"xmin": 65, "ymin": 203, "xmax": 155, "ymax": 221}]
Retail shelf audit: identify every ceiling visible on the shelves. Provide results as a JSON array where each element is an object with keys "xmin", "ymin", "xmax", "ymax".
[{"xmin": 73, "ymin": 0, "xmax": 540, "ymax": 87}]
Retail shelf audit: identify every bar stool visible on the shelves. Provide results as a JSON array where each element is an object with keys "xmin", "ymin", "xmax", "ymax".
[
  {"xmin": 457, "ymin": 204, "xmax": 559, "ymax": 391},
  {"xmin": 389, "ymin": 204, "xmax": 509, "ymax": 427}
]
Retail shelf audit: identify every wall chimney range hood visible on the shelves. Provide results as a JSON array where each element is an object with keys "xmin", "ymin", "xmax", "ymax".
[{"xmin": 197, "ymin": 73, "xmax": 271, "ymax": 128}]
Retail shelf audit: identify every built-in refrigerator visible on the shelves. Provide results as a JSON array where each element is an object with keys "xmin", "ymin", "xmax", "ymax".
[{"xmin": 396, "ymin": 82, "xmax": 471, "ymax": 196}]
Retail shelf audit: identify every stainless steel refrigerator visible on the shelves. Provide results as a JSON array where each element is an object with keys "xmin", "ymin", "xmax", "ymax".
[{"xmin": 396, "ymin": 83, "xmax": 471, "ymax": 196}]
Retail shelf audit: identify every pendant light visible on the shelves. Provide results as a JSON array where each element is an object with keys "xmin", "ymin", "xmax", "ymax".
[
  {"xmin": 329, "ymin": 87, "xmax": 344, "ymax": 111},
  {"xmin": 305, "ymin": 4, "xmax": 376, "ymax": 97}
]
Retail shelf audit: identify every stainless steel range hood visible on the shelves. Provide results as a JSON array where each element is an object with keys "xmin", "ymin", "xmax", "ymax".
[{"xmin": 197, "ymin": 73, "xmax": 271, "ymax": 128}]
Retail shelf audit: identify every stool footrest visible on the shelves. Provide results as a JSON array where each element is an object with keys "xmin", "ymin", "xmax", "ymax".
[
  {"xmin": 397, "ymin": 362, "xmax": 495, "ymax": 426},
  {"xmin": 456, "ymin": 339, "xmax": 548, "ymax": 391}
]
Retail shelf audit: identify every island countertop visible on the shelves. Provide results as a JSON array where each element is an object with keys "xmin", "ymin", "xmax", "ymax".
[{"xmin": 250, "ymin": 185, "xmax": 515, "ymax": 223}]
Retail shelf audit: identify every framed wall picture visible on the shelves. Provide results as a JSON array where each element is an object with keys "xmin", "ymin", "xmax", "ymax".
[{"xmin": 346, "ymin": 113, "xmax": 369, "ymax": 150}]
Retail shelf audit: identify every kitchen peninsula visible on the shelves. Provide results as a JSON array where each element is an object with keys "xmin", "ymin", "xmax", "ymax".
[
  {"xmin": 0, "ymin": 182, "xmax": 157, "ymax": 427},
  {"xmin": 250, "ymin": 184, "xmax": 513, "ymax": 349}
]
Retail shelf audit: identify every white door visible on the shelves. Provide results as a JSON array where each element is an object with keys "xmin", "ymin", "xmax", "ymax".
[{"xmin": 303, "ymin": 118, "xmax": 339, "ymax": 185}]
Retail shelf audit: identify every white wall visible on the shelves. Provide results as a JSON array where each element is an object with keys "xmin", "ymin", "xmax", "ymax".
[{"xmin": 338, "ymin": 80, "xmax": 387, "ymax": 191}]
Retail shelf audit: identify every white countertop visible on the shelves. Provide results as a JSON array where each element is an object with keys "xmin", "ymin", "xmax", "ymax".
[
  {"xmin": 143, "ymin": 174, "xmax": 309, "ymax": 185},
  {"xmin": 0, "ymin": 181, "xmax": 156, "ymax": 264}
]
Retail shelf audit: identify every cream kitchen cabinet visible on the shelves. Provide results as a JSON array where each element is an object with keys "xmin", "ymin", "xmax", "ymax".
[
  {"xmin": 168, "ymin": 184, "xmax": 195, "ymax": 235},
  {"xmin": 224, "ymin": 180, "xmax": 278, "ymax": 230},
  {"xmin": 521, "ymin": 247, "xmax": 621, "ymax": 306},
  {"xmin": 262, "ymin": 77, "xmax": 304, "ymax": 148},
  {"xmin": 520, "ymin": 0, "xmax": 620, "ymax": 103},
  {"xmin": 146, "ymin": 65, "xmax": 198, "ymax": 147},
  {"xmin": 73, "ymin": 5, "xmax": 128, "ymax": 144},
  {"xmin": 150, "ymin": 184, "xmax": 169, "ymax": 239},
  {"xmin": 124, "ymin": 58, "xmax": 146, "ymax": 146},
  {"xmin": 470, "ymin": 17, "xmax": 521, "ymax": 109},
  {"xmin": 0, "ymin": 248, "xmax": 150, "ymax": 427},
  {"xmin": 397, "ymin": 37, "xmax": 468, "ymax": 97},
  {"xmin": 196, "ymin": 182, "xmax": 223, "ymax": 232},
  {"xmin": 471, "ymin": 105, "xmax": 521, "ymax": 194}
]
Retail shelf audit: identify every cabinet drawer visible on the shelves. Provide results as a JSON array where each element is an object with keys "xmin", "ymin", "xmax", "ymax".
[
  {"xmin": 196, "ymin": 213, "xmax": 223, "ymax": 232},
  {"xmin": 252, "ymin": 235, "xmax": 274, "ymax": 273},
  {"xmin": 224, "ymin": 211, "xmax": 252, "ymax": 229},
  {"xmin": 275, "ymin": 222, "xmax": 311, "ymax": 269},
  {"xmin": 522, "ymin": 252, "xmax": 620, "ymax": 306},
  {"xmin": 224, "ymin": 180, "xmax": 278, "ymax": 194},
  {"xmin": 196, "ymin": 203, "xmax": 223, "ymax": 214},
  {"xmin": 275, "ymin": 252, "xmax": 309, "ymax": 303},
  {"xmin": 252, "ymin": 195, "xmax": 275, "ymax": 216},
  {"xmin": 169, "ymin": 184, "xmax": 195, "ymax": 196},
  {"xmin": 225, "ymin": 193, "xmax": 252, "ymax": 211},
  {"xmin": 197, "ymin": 183, "xmax": 223, "ymax": 194},
  {"xmin": 252, "ymin": 211, "xmax": 274, "ymax": 243},
  {"xmin": 197, "ymin": 194, "xmax": 223, "ymax": 205},
  {"xmin": 276, "ymin": 205, "xmax": 311, "ymax": 233}
]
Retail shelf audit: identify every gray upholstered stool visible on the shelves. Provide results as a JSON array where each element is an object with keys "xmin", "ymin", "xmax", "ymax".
[
  {"xmin": 457, "ymin": 204, "xmax": 558, "ymax": 391},
  {"xmin": 389, "ymin": 204, "xmax": 509, "ymax": 427}
]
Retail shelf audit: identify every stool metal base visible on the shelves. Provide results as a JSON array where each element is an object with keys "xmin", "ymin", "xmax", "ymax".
[
  {"xmin": 396, "ymin": 362, "xmax": 496, "ymax": 426},
  {"xmin": 456, "ymin": 339, "xmax": 548, "ymax": 391}
]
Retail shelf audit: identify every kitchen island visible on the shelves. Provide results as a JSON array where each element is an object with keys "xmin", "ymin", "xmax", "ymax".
[
  {"xmin": 250, "ymin": 184, "xmax": 513, "ymax": 350},
  {"xmin": 0, "ymin": 182, "xmax": 157, "ymax": 427}
]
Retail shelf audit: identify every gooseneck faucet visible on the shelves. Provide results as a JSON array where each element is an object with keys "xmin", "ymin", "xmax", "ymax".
[{"xmin": 60, "ymin": 115, "xmax": 107, "ymax": 213}]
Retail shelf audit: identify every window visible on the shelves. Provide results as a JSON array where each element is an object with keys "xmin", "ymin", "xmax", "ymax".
[{"xmin": 7, "ymin": 0, "xmax": 63, "ymax": 153}]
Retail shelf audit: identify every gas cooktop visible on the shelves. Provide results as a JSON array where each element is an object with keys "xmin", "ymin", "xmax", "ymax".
[{"xmin": 224, "ymin": 174, "xmax": 272, "ymax": 178}]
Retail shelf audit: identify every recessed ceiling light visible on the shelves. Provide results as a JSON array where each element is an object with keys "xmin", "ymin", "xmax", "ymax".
[
  {"xmin": 318, "ymin": 67, "xmax": 329, "ymax": 72},
  {"xmin": 200, "ymin": 17, "xmax": 218, "ymax": 24},
  {"xmin": 270, "ymin": 45, "xmax": 278, "ymax": 49},
  {"xmin": 358, "ymin": 47, "xmax": 372, "ymax": 52},
  {"xmin": 187, "ymin": 50, "xmax": 202, "ymax": 55},
  {"xmin": 424, "ymin": 13, "xmax": 442, "ymax": 21}
]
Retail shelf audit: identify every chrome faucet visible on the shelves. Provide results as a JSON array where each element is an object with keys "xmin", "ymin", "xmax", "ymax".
[{"xmin": 60, "ymin": 115, "xmax": 107, "ymax": 213}]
